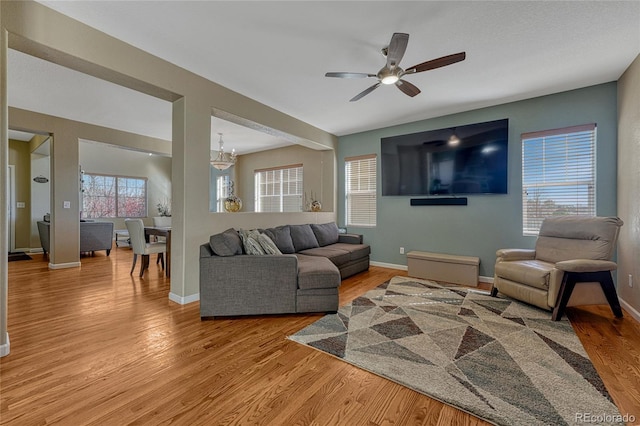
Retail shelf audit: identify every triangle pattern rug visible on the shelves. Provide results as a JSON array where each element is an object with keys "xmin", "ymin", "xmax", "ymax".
[{"xmin": 288, "ymin": 276, "xmax": 623, "ymax": 426}]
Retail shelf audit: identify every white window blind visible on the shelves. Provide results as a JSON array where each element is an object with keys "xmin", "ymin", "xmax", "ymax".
[
  {"xmin": 345, "ymin": 154, "xmax": 377, "ymax": 227},
  {"xmin": 254, "ymin": 164, "xmax": 303, "ymax": 212},
  {"xmin": 522, "ymin": 123, "xmax": 596, "ymax": 235},
  {"xmin": 216, "ymin": 175, "xmax": 230, "ymax": 212}
]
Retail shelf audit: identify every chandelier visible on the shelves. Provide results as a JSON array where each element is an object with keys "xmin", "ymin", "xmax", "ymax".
[{"xmin": 210, "ymin": 133, "xmax": 237, "ymax": 170}]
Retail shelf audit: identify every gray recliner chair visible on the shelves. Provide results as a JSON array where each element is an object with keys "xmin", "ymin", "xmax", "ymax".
[{"xmin": 491, "ymin": 216, "xmax": 623, "ymax": 320}]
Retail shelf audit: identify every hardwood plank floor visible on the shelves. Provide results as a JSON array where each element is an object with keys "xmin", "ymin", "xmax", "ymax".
[{"xmin": 2, "ymin": 248, "xmax": 639, "ymax": 425}]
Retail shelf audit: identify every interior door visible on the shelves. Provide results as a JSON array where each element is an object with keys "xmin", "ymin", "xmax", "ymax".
[{"xmin": 7, "ymin": 165, "xmax": 15, "ymax": 252}]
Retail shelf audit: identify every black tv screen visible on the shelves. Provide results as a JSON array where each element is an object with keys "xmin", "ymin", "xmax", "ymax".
[{"xmin": 381, "ymin": 119, "xmax": 509, "ymax": 196}]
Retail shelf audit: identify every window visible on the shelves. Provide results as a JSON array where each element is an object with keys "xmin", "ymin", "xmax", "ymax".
[
  {"xmin": 345, "ymin": 154, "xmax": 377, "ymax": 227},
  {"xmin": 82, "ymin": 173, "xmax": 147, "ymax": 218},
  {"xmin": 522, "ymin": 124, "xmax": 596, "ymax": 235},
  {"xmin": 254, "ymin": 164, "xmax": 303, "ymax": 212},
  {"xmin": 216, "ymin": 175, "xmax": 230, "ymax": 212}
]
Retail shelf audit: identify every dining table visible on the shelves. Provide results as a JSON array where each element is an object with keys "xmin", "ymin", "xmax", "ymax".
[{"xmin": 144, "ymin": 226, "xmax": 172, "ymax": 278}]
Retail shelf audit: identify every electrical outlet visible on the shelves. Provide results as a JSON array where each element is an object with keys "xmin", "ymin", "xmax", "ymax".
[
  {"xmin": 63, "ymin": 201, "xmax": 71, "ymax": 209},
  {"xmin": 400, "ymin": 247, "xmax": 405, "ymax": 254},
  {"xmin": 629, "ymin": 274, "xmax": 633, "ymax": 288}
]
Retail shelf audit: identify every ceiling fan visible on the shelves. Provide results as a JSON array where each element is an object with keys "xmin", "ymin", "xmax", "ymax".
[{"xmin": 325, "ymin": 33, "xmax": 466, "ymax": 102}]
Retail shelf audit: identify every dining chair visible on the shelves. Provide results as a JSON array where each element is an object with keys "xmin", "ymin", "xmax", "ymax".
[
  {"xmin": 125, "ymin": 219, "xmax": 166, "ymax": 277},
  {"xmin": 151, "ymin": 217, "xmax": 171, "ymax": 264}
]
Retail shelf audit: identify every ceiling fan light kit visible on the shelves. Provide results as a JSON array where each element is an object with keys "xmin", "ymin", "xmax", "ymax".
[{"xmin": 325, "ymin": 32, "xmax": 466, "ymax": 101}]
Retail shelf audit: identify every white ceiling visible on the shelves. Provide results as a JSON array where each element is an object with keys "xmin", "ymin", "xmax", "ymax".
[{"xmin": 8, "ymin": 1, "xmax": 640, "ymax": 154}]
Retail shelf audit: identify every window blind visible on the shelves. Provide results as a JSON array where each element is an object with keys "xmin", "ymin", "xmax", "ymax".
[
  {"xmin": 254, "ymin": 164, "xmax": 303, "ymax": 212},
  {"xmin": 216, "ymin": 175, "xmax": 230, "ymax": 212},
  {"xmin": 345, "ymin": 154, "xmax": 377, "ymax": 227},
  {"xmin": 522, "ymin": 124, "xmax": 596, "ymax": 235}
]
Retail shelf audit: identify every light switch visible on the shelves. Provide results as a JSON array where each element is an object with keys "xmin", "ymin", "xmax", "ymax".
[
  {"xmin": 16, "ymin": 202, "xmax": 25, "ymax": 208},
  {"xmin": 63, "ymin": 201, "xmax": 71, "ymax": 209}
]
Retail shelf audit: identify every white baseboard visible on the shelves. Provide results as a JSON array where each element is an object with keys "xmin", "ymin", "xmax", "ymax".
[
  {"xmin": 620, "ymin": 297, "xmax": 640, "ymax": 323},
  {"xmin": 370, "ymin": 261, "xmax": 408, "ymax": 271},
  {"xmin": 0, "ymin": 333, "xmax": 10, "ymax": 357},
  {"xmin": 479, "ymin": 275, "xmax": 494, "ymax": 284},
  {"xmin": 169, "ymin": 292, "xmax": 200, "ymax": 305},
  {"xmin": 28, "ymin": 248, "xmax": 44, "ymax": 254},
  {"xmin": 49, "ymin": 262, "xmax": 81, "ymax": 270}
]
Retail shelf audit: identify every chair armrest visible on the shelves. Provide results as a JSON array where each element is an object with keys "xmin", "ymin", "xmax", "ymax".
[
  {"xmin": 338, "ymin": 233, "xmax": 363, "ymax": 244},
  {"xmin": 555, "ymin": 259, "xmax": 618, "ymax": 273},
  {"xmin": 496, "ymin": 249, "xmax": 536, "ymax": 262}
]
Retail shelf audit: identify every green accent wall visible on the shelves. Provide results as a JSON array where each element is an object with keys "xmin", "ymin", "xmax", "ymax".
[{"xmin": 338, "ymin": 83, "xmax": 618, "ymax": 277}]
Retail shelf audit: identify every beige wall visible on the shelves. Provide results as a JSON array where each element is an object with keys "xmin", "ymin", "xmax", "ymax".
[
  {"xmin": 9, "ymin": 107, "xmax": 172, "ymax": 267},
  {"xmin": 30, "ymin": 139, "xmax": 50, "ymax": 248},
  {"xmin": 8, "ymin": 139, "xmax": 31, "ymax": 249},
  {"xmin": 1, "ymin": 0, "xmax": 338, "ymax": 315},
  {"xmin": 79, "ymin": 141, "xmax": 172, "ymax": 230},
  {"xmin": 235, "ymin": 145, "xmax": 335, "ymax": 213},
  {"xmin": 617, "ymin": 53, "xmax": 640, "ymax": 317}
]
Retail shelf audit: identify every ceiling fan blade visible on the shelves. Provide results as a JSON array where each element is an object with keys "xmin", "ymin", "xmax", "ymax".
[
  {"xmin": 386, "ymin": 32, "xmax": 409, "ymax": 68},
  {"xmin": 395, "ymin": 79, "xmax": 421, "ymax": 97},
  {"xmin": 325, "ymin": 72, "xmax": 376, "ymax": 78},
  {"xmin": 405, "ymin": 52, "xmax": 466, "ymax": 74},
  {"xmin": 350, "ymin": 82, "xmax": 381, "ymax": 102}
]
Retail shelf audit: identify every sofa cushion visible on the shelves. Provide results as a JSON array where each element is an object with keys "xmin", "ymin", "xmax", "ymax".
[
  {"xmin": 310, "ymin": 222, "xmax": 339, "ymax": 247},
  {"xmin": 494, "ymin": 259, "xmax": 554, "ymax": 291},
  {"xmin": 209, "ymin": 228, "xmax": 244, "ymax": 257},
  {"xmin": 290, "ymin": 224, "xmax": 319, "ymax": 252},
  {"xmin": 239, "ymin": 229, "xmax": 266, "ymax": 255},
  {"xmin": 263, "ymin": 225, "xmax": 296, "ymax": 254},
  {"xmin": 295, "ymin": 254, "xmax": 340, "ymax": 290},
  {"xmin": 298, "ymin": 246, "xmax": 351, "ymax": 267},
  {"xmin": 258, "ymin": 233, "xmax": 282, "ymax": 255},
  {"xmin": 328, "ymin": 243, "xmax": 371, "ymax": 262}
]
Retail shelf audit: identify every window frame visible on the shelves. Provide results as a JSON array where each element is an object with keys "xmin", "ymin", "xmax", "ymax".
[
  {"xmin": 82, "ymin": 172, "xmax": 148, "ymax": 219},
  {"xmin": 521, "ymin": 123, "xmax": 596, "ymax": 236},
  {"xmin": 216, "ymin": 174, "xmax": 230, "ymax": 212},
  {"xmin": 254, "ymin": 164, "xmax": 303, "ymax": 213},
  {"xmin": 345, "ymin": 154, "xmax": 377, "ymax": 228}
]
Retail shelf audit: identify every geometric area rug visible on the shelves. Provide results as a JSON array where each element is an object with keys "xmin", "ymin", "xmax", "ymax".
[{"xmin": 288, "ymin": 276, "xmax": 623, "ymax": 426}]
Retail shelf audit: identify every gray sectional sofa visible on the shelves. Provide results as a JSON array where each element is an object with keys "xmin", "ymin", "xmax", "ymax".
[{"xmin": 199, "ymin": 222, "xmax": 370, "ymax": 318}]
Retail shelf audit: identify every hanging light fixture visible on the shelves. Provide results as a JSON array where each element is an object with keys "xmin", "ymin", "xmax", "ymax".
[
  {"xmin": 210, "ymin": 133, "xmax": 237, "ymax": 170},
  {"xmin": 448, "ymin": 128, "xmax": 460, "ymax": 146}
]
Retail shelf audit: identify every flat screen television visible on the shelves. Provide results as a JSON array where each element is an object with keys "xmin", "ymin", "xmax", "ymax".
[{"xmin": 381, "ymin": 118, "xmax": 509, "ymax": 196}]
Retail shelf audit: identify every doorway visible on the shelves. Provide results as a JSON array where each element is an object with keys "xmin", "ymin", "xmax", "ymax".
[{"xmin": 7, "ymin": 165, "xmax": 15, "ymax": 252}]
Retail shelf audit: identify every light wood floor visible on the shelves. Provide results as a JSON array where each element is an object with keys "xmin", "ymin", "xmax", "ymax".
[{"xmin": 2, "ymin": 248, "xmax": 639, "ymax": 425}]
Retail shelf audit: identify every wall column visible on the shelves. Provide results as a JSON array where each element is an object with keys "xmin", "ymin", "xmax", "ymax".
[
  {"xmin": 1, "ymin": 26, "xmax": 10, "ymax": 357},
  {"xmin": 170, "ymin": 96, "xmax": 211, "ymax": 303},
  {"xmin": 48, "ymin": 127, "xmax": 80, "ymax": 268}
]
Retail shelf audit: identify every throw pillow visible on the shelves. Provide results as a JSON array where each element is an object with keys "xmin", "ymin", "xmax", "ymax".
[
  {"xmin": 209, "ymin": 228, "xmax": 243, "ymax": 256},
  {"xmin": 257, "ymin": 233, "xmax": 282, "ymax": 255},
  {"xmin": 289, "ymin": 224, "xmax": 319, "ymax": 252},
  {"xmin": 263, "ymin": 225, "xmax": 296, "ymax": 254},
  {"xmin": 310, "ymin": 222, "xmax": 339, "ymax": 247},
  {"xmin": 239, "ymin": 229, "xmax": 266, "ymax": 255}
]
